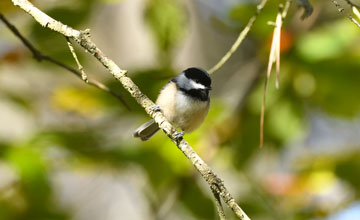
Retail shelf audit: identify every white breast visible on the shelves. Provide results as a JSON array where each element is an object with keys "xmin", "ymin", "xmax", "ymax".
[
  {"xmin": 156, "ymin": 82, "xmax": 209, "ymax": 133},
  {"xmin": 172, "ymin": 91, "xmax": 209, "ymax": 133}
]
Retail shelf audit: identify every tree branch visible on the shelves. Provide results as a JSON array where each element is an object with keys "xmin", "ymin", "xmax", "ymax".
[
  {"xmin": 343, "ymin": 0, "xmax": 360, "ymax": 9},
  {"xmin": 66, "ymin": 37, "xmax": 88, "ymax": 82},
  {"xmin": 10, "ymin": 0, "xmax": 251, "ymax": 219},
  {"xmin": 0, "ymin": 13, "xmax": 131, "ymax": 111},
  {"xmin": 211, "ymin": 187, "xmax": 227, "ymax": 220},
  {"xmin": 282, "ymin": 0, "xmax": 293, "ymax": 19},
  {"xmin": 331, "ymin": 0, "xmax": 360, "ymax": 28},
  {"xmin": 207, "ymin": 0, "xmax": 268, "ymax": 74}
]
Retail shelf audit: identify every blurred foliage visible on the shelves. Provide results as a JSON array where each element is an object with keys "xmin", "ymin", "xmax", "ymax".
[
  {"xmin": 30, "ymin": 0, "xmax": 96, "ymax": 62},
  {"xmin": 144, "ymin": 0, "xmax": 186, "ymax": 66},
  {"xmin": 0, "ymin": 0, "xmax": 20, "ymax": 14},
  {"xmin": 3, "ymin": 144, "xmax": 68, "ymax": 220},
  {"xmin": 335, "ymin": 154, "xmax": 360, "ymax": 195},
  {"xmin": 1, "ymin": 0, "xmax": 360, "ymax": 220},
  {"xmin": 179, "ymin": 177, "xmax": 216, "ymax": 219},
  {"xmin": 296, "ymin": 20, "xmax": 359, "ymax": 61},
  {"xmin": 52, "ymin": 86, "xmax": 105, "ymax": 117}
]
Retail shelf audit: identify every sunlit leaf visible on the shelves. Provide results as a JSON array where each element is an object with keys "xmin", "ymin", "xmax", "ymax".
[
  {"xmin": 7, "ymin": 147, "xmax": 47, "ymax": 188},
  {"xmin": 296, "ymin": 20, "xmax": 359, "ymax": 61},
  {"xmin": 305, "ymin": 170, "xmax": 336, "ymax": 195},
  {"xmin": 52, "ymin": 86, "xmax": 105, "ymax": 117}
]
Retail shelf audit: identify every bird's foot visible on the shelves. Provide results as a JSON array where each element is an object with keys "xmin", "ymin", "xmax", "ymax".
[
  {"xmin": 151, "ymin": 105, "xmax": 162, "ymax": 112},
  {"xmin": 174, "ymin": 131, "xmax": 185, "ymax": 141}
]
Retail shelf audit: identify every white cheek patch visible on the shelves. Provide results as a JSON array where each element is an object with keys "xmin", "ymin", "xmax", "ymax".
[{"xmin": 190, "ymin": 80, "xmax": 206, "ymax": 90}]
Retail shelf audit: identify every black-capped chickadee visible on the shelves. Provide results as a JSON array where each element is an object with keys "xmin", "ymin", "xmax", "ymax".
[{"xmin": 134, "ymin": 67, "xmax": 211, "ymax": 141}]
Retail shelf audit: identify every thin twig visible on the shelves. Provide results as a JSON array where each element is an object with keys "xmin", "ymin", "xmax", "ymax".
[
  {"xmin": 0, "ymin": 13, "xmax": 131, "ymax": 111},
  {"xmin": 331, "ymin": 0, "xmax": 360, "ymax": 28},
  {"xmin": 10, "ymin": 0, "xmax": 250, "ymax": 219},
  {"xmin": 282, "ymin": 0, "xmax": 292, "ymax": 19},
  {"xmin": 211, "ymin": 187, "xmax": 227, "ymax": 220},
  {"xmin": 353, "ymin": 6, "xmax": 360, "ymax": 19},
  {"xmin": 207, "ymin": 0, "xmax": 268, "ymax": 74},
  {"xmin": 344, "ymin": 0, "xmax": 360, "ymax": 20},
  {"xmin": 66, "ymin": 37, "xmax": 88, "ymax": 82},
  {"xmin": 343, "ymin": 0, "xmax": 360, "ymax": 9}
]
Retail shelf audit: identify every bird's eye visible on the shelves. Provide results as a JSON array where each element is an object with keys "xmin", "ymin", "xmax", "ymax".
[{"xmin": 195, "ymin": 79, "xmax": 200, "ymax": 83}]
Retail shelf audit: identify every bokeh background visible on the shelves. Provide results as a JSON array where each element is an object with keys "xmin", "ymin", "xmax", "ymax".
[{"xmin": 1, "ymin": 0, "xmax": 360, "ymax": 219}]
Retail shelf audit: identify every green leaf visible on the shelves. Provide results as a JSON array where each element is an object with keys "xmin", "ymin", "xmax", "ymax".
[
  {"xmin": 296, "ymin": 20, "xmax": 359, "ymax": 62},
  {"xmin": 307, "ymin": 60, "xmax": 360, "ymax": 117},
  {"xmin": 145, "ymin": 0, "xmax": 186, "ymax": 57},
  {"xmin": 7, "ymin": 146, "xmax": 48, "ymax": 195},
  {"xmin": 267, "ymin": 101, "xmax": 304, "ymax": 141}
]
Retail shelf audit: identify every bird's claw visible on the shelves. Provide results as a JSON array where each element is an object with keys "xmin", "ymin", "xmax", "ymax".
[
  {"xmin": 174, "ymin": 131, "xmax": 184, "ymax": 141},
  {"xmin": 151, "ymin": 105, "xmax": 161, "ymax": 112}
]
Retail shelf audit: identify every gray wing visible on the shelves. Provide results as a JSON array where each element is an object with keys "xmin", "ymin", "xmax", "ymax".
[{"xmin": 133, "ymin": 119, "xmax": 160, "ymax": 141}]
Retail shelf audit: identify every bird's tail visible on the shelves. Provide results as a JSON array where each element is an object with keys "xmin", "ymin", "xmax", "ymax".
[{"xmin": 133, "ymin": 119, "xmax": 160, "ymax": 141}]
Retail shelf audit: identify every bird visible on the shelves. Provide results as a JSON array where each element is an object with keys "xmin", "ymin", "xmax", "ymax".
[{"xmin": 133, "ymin": 67, "xmax": 211, "ymax": 141}]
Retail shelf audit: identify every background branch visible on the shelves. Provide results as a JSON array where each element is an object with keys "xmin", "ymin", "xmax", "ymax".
[
  {"xmin": 207, "ymin": 0, "xmax": 268, "ymax": 74},
  {"xmin": 282, "ymin": 0, "xmax": 293, "ymax": 18},
  {"xmin": 344, "ymin": 0, "xmax": 360, "ymax": 9},
  {"xmin": 0, "ymin": 13, "xmax": 131, "ymax": 111},
  {"xmin": 10, "ymin": 0, "xmax": 251, "ymax": 219},
  {"xmin": 211, "ymin": 188, "xmax": 227, "ymax": 220},
  {"xmin": 331, "ymin": 0, "xmax": 360, "ymax": 28}
]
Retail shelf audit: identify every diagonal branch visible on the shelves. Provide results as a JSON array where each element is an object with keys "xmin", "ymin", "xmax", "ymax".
[
  {"xmin": 11, "ymin": 0, "xmax": 251, "ymax": 219},
  {"xmin": 343, "ymin": 0, "xmax": 360, "ymax": 21},
  {"xmin": 211, "ymin": 187, "xmax": 227, "ymax": 220},
  {"xmin": 207, "ymin": 0, "xmax": 268, "ymax": 74},
  {"xmin": 66, "ymin": 37, "xmax": 88, "ymax": 82},
  {"xmin": 343, "ymin": 0, "xmax": 360, "ymax": 9},
  {"xmin": 331, "ymin": 0, "xmax": 360, "ymax": 28},
  {"xmin": 0, "ymin": 13, "xmax": 131, "ymax": 111}
]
